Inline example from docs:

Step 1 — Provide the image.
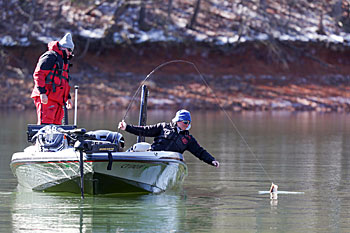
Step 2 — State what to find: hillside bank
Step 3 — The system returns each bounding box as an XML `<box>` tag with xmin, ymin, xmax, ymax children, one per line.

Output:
<box><xmin>1</xmin><ymin>41</ymin><xmax>350</xmax><ymax>112</ymax></box>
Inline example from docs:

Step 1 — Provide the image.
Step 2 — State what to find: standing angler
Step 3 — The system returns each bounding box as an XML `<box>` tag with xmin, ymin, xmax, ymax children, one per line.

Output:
<box><xmin>118</xmin><ymin>109</ymin><xmax>220</xmax><ymax>168</ymax></box>
<box><xmin>31</xmin><ymin>33</ymin><xmax>74</xmax><ymax>125</ymax></box>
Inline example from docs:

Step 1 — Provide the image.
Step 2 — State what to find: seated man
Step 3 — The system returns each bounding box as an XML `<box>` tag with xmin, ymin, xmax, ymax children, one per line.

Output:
<box><xmin>118</xmin><ymin>109</ymin><xmax>220</xmax><ymax>167</ymax></box>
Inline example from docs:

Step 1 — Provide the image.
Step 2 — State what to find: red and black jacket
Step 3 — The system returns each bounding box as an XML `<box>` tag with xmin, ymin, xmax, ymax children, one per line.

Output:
<box><xmin>126</xmin><ymin>122</ymin><xmax>217</xmax><ymax>166</ymax></box>
<box><xmin>31</xmin><ymin>41</ymin><xmax>71</xmax><ymax>104</ymax></box>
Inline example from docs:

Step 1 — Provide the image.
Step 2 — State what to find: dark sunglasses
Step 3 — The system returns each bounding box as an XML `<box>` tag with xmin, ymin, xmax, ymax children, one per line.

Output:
<box><xmin>67</xmin><ymin>48</ymin><xmax>73</xmax><ymax>53</ymax></box>
<box><xmin>182</xmin><ymin>121</ymin><xmax>190</xmax><ymax>125</ymax></box>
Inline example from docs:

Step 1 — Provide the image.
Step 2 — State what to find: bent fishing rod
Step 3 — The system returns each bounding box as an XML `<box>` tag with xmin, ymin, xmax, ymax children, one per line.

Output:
<box><xmin>119</xmin><ymin>60</ymin><xmax>273</xmax><ymax>183</ymax></box>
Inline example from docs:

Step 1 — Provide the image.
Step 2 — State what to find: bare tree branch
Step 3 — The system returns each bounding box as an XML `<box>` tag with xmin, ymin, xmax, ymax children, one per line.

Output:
<box><xmin>84</xmin><ymin>0</ymin><xmax>109</xmax><ymax>15</ymax></box>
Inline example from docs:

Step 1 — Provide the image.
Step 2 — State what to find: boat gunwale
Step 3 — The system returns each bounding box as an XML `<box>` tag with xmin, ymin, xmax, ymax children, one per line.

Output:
<box><xmin>10</xmin><ymin>155</ymin><xmax>187</xmax><ymax>169</ymax></box>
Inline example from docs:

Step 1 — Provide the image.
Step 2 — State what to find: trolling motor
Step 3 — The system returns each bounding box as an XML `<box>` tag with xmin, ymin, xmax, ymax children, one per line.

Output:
<box><xmin>59</xmin><ymin>127</ymin><xmax>125</xmax><ymax>199</ymax></box>
<box><xmin>54</xmin><ymin>127</ymin><xmax>87</xmax><ymax>199</ymax></box>
<box><xmin>60</xmin><ymin>128</ymin><xmax>108</xmax><ymax>199</ymax></box>
<box><xmin>71</xmin><ymin>128</ymin><xmax>87</xmax><ymax>199</ymax></box>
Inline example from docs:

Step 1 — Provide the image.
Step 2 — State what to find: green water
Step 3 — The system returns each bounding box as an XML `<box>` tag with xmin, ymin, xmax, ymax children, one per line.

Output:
<box><xmin>1</xmin><ymin>110</ymin><xmax>349</xmax><ymax>232</ymax></box>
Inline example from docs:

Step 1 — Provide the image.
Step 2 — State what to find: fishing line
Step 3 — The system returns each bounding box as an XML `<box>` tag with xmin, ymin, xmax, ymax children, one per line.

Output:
<box><xmin>189</xmin><ymin>61</ymin><xmax>273</xmax><ymax>183</ymax></box>
<box><xmin>120</xmin><ymin>60</ymin><xmax>272</xmax><ymax>182</ymax></box>
<box><xmin>122</xmin><ymin>60</ymin><xmax>187</xmax><ymax>121</ymax></box>
<box><xmin>118</xmin><ymin>61</ymin><xmax>186</xmax><ymax>134</ymax></box>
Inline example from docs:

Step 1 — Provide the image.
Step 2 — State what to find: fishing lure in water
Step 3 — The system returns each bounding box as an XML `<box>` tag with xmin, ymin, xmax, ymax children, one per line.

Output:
<box><xmin>269</xmin><ymin>183</ymin><xmax>278</xmax><ymax>199</ymax></box>
<box><xmin>258</xmin><ymin>182</ymin><xmax>304</xmax><ymax>199</ymax></box>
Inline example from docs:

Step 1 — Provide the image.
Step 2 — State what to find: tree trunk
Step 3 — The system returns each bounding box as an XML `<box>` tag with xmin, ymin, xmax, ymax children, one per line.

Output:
<box><xmin>138</xmin><ymin>1</ymin><xmax>149</xmax><ymax>31</ymax></box>
<box><xmin>167</xmin><ymin>0</ymin><xmax>173</xmax><ymax>24</ymax></box>
<box><xmin>103</xmin><ymin>0</ymin><xmax>130</xmax><ymax>46</ymax></box>
<box><xmin>259</xmin><ymin>0</ymin><xmax>266</xmax><ymax>10</ymax></box>
<box><xmin>187</xmin><ymin>0</ymin><xmax>201</xmax><ymax>29</ymax></box>
<box><xmin>332</xmin><ymin>0</ymin><xmax>342</xmax><ymax>29</ymax></box>
<box><xmin>317</xmin><ymin>12</ymin><xmax>326</xmax><ymax>35</ymax></box>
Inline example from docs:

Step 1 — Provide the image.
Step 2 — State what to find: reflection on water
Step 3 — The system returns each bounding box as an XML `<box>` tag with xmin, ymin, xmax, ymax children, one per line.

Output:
<box><xmin>1</xmin><ymin>110</ymin><xmax>350</xmax><ymax>232</ymax></box>
<box><xmin>11</xmin><ymin>189</ymin><xmax>185</xmax><ymax>232</ymax></box>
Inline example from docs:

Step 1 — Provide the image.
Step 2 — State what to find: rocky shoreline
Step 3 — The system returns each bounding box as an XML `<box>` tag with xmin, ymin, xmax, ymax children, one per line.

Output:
<box><xmin>1</xmin><ymin>41</ymin><xmax>350</xmax><ymax>112</ymax></box>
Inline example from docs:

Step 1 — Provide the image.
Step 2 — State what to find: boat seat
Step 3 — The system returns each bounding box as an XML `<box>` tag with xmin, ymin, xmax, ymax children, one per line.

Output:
<box><xmin>132</xmin><ymin>142</ymin><xmax>151</xmax><ymax>152</ymax></box>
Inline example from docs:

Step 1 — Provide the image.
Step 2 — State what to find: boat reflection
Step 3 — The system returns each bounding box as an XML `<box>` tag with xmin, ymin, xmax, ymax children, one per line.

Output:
<box><xmin>12</xmin><ymin>187</ymin><xmax>186</xmax><ymax>232</ymax></box>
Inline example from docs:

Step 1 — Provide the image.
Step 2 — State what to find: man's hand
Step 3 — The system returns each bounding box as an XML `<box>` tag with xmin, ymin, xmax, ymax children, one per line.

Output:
<box><xmin>212</xmin><ymin>160</ymin><xmax>220</xmax><ymax>168</ymax></box>
<box><xmin>66</xmin><ymin>99</ymin><xmax>73</xmax><ymax>109</ymax></box>
<box><xmin>118</xmin><ymin>120</ymin><xmax>127</xmax><ymax>130</ymax></box>
<box><xmin>40</xmin><ymin>94</ymin><xmax>48</xmax><ymax>104</ymax></box>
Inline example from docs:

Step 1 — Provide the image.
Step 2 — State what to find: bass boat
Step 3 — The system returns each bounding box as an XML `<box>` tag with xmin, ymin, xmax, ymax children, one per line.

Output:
<box><xmin>10</xmin><ymin>85</ymin><xmax>187</xmax><ymax>195</ymax></box>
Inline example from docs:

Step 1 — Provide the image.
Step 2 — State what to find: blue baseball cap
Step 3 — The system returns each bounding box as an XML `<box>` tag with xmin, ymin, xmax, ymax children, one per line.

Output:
<box><xmin>172</xmin><ymin>109</ymin><xmax>191</xmax><ymax>122</ymax></box>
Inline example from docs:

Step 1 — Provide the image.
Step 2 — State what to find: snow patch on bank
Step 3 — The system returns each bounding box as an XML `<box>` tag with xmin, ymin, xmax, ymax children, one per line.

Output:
<box><xmin>2</xmin><ymin>1</ymin><xmax>350</xmax><ymax>48</ymax></box>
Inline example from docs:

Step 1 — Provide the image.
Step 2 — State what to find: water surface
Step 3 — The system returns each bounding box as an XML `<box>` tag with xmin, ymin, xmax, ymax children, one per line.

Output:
<box><xmin>0</xmin><ymin>110</ymin><xmax>349</xmax><ymax>232</ymax></box>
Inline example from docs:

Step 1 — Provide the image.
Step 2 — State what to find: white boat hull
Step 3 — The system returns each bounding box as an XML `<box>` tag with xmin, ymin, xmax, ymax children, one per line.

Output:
<box><xmin>11</xmin><ymin>146</ymin><xmax>187</xmax><ymax>194</ymax></box>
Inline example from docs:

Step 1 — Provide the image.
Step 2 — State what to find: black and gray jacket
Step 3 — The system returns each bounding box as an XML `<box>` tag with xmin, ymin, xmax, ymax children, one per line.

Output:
<box><xmin>125</xmin><ymin>122</ymin><xmax>216</xmax><ymax>166</ymax></box>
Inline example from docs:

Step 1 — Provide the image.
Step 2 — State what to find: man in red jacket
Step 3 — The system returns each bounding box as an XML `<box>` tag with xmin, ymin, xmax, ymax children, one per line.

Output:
<box><xmin>31</xmin><ymin>33</ymin><xmax>74</xmax><ymax>125</ymax></box>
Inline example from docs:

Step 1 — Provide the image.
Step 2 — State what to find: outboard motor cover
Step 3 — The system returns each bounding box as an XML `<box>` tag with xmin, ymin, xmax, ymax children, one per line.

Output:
<box><xmin>86</xmin><ymin>130</ymin><xmax>124</xmax><ymax>151</ymax></box>
<box><xmin>34</xmin><ymin>125</ymin><xmax>67</xmax><ymax>152</ymax></box>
